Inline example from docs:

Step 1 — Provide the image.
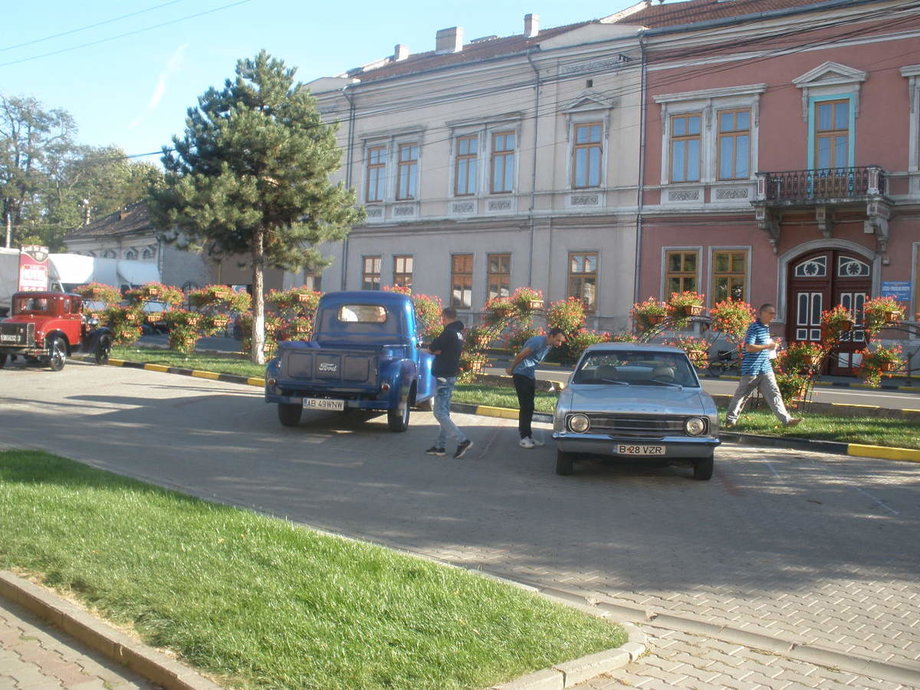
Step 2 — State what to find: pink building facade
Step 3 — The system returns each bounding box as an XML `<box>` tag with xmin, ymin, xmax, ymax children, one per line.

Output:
<box><xmin>629</xmin><ymin>0</ymin><xmax>920</xmax><ymax>374</ymax></box>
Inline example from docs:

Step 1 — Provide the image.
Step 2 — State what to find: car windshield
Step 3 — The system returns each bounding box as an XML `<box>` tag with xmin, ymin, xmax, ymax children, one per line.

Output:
<box><xmin>573</xmin><ymin>350</ymin><xmax>698</xmax><ymax>387</ymax></box>
<box><xmin>12</xmin><ymin>295</ymin><xmax>52</xmax><ymax>316</ymax></box>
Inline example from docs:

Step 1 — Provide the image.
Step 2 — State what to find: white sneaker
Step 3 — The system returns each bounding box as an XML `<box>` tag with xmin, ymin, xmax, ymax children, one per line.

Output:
<box><xmin>531</xmin><ymin>437</ymin><xmax>545</xmax><ymax>447</ymax></box>
<box><xmin>519</xmin><ymin>437</ymin><xmax>535</xmax><ymax>449</ymax></box>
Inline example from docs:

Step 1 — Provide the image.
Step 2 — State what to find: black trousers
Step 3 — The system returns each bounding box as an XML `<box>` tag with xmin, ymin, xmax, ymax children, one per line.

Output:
<box><xmin>512</xmin><ymin>374</ymin><xmax>536</xmax><ymax>439</ymax></box>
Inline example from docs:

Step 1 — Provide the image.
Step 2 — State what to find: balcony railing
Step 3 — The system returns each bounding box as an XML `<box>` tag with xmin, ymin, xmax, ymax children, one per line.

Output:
<box><xmin>755</xmin><ymin>166</ymin><xmax>887</xmax><ymax>204</ymax></box>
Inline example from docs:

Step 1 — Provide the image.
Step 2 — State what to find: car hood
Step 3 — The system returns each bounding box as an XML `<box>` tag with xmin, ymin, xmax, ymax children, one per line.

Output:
<box><xmin>560</xmin><ymin>384</ymin><xmax>713</xmax><ymax>415</ymax></box>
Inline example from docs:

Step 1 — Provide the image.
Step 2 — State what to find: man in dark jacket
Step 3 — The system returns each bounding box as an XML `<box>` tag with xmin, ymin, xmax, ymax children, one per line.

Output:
<box><xmin>426</xmin><ymin>307</ymin><xmax>472</xmax><ymax>459</ymax></box>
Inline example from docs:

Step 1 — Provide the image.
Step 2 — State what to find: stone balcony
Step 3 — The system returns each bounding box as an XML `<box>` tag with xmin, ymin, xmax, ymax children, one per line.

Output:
<box><xmin>751</xmin><ymin>166</ymin><xmax>891</xmax><ymax>260</ymax></box>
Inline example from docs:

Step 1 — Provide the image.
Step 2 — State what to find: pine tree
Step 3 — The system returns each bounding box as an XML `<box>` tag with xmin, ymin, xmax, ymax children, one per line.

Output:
<box><xmin>149</xmin><ymin>51</ymin><xmax>363</xmax><ymax>364</ymax></box>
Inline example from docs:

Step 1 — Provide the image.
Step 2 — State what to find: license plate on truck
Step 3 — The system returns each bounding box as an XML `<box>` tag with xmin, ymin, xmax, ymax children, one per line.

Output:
<box><xmin>615</xmin><ymin>444</ymin><xmax>665</xmax><ymax>456</ymax></box>
<box><xmin>302</xmin><ymin>398</ymin><xmax>345</xmax><ymax>411</ymax></box>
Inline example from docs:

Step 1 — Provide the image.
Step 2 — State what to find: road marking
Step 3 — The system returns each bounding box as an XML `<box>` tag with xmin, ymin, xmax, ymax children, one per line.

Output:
<box><xmin>854</xmin><ymin>487</ymin><xmax>899</xmax><ymax>516</ymax></box>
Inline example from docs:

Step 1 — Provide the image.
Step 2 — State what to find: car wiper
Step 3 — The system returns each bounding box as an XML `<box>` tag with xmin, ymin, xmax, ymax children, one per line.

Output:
<box><xmin>648</xmin><ymin>380</ymin><xmax>684</xmax><ymax>389</ymax></box>
<box><xmin>599</xmin><ymin>378</ymin><xmax>630</xmax><ymax>385</ymax></box>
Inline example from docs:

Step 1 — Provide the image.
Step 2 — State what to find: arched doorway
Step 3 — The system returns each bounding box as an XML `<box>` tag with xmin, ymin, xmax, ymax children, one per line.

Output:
<box><xmin>787</xmin><ymin>249</ymin><xmax>871</xmax><ymax>375</ymax></box>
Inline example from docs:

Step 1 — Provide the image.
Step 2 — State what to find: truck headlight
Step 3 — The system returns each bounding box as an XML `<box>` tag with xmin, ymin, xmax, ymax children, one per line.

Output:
<box><xmin>685</xmin><ymin>417</ymin><xmax>706</xmax><ymax>436</ymax></box>
<box><xmin>568</xmin><ymin>414</ymin><xmax>590</xmax><ymax>433</ymax></box>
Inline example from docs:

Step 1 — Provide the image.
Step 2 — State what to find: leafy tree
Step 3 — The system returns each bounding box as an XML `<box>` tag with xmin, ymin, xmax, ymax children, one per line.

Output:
<box><xmin>149</xmin><ymin>51</ymin><xmax>363</xmax><ymax>364</ymax></box>
<box><xmin>0</xmin><ymin>95</ymin><xmax>76</xmax><ymax>247</ymax></box>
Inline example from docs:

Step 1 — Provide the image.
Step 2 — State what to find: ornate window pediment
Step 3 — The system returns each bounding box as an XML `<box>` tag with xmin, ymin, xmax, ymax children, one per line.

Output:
<box><xmin>794</xmin><ymin>61</ymin><xmax>867</xmax><ymax>120</ymax></box>
<box><xmin>560</xmin><ymin>90</ymin><xmax>615</xmax><ymax>114</ymax></box>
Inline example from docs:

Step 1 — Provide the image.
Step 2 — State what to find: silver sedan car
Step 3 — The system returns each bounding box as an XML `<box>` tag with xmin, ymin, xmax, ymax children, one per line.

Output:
<box><xmin>553</xmin><ymin>343</ymin><xmax>720</xmax><ymax>480</ymax></box>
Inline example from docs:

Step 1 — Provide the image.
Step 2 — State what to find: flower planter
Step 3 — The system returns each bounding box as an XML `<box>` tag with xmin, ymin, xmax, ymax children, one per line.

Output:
<box><xmin>880</xmin><ymin>361</ymin><xmax>898</xmax><ymax>372</ymax></box>
<box><xmin>645</xmin><ymin>314</ymin><xmax>666</xmax><ymax>325</ymax></box>
<box><xmin>676</xmin><ymin>304</ymin><xmax>705</xmax><ymax>317</ymax></box>
<box><xmin>883</xmin><ymin>311</ymin><xmax>900</xmax><ymax>323</ymax></box>
<box><xmin>528</xmin><ymin>300</ymin><xmax>544</xmax><ymax>310</ymax></box>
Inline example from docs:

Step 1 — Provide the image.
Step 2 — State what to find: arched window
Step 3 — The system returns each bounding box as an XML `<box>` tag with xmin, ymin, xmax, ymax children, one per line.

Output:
<box><xmin>142</xmin><ymin>247</ymin><xmax>155</xmax><ymax>260</ymax></box>
<box><xmin>125</xmin><ymin>248</ymin><xmax>138</xmax><ymax>260</ymax></box>
<box><xmin>102</xmin><ymin>249</ymin><xmax>116</xmax><ymax>259</ymax></box>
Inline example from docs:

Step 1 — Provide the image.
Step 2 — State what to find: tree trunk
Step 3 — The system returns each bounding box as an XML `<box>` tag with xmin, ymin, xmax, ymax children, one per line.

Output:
<box><xmin>250</xmin><ymin>226</ymin><xmax>266</xmax><ymax>365</ymax></box>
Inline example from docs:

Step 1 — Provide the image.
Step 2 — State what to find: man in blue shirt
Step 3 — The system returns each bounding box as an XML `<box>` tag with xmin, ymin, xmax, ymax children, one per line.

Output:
<box><xmin>725</xmin><ymin>303</ymin><xmax>801</xmax><ymax>428</ymax></box>
<box><xmin>505</xmin><ymin>328</ymin><xmax>566</xmax><ymax>448</ymax></box>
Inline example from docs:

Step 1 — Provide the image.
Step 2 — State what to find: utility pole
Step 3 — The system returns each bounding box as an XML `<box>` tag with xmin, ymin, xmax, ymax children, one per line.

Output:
<box><xmin>4</xmin><ymin>209</ymin><xmax>10</xmax><ymax>248</ymax></box>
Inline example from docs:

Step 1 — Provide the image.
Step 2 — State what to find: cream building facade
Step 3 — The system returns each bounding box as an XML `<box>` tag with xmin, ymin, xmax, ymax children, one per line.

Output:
<box><xmin>302</xmin><ymin>13</ymin><xmax>647</xmax><ymax>330</ymax></box>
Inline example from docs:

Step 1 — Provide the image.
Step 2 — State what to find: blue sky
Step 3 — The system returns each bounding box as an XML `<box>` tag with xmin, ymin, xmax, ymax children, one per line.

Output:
<box><xmin>1</xmin><ymin>0</ymin><xmax>636</xmax><ymax>162</ymax></box>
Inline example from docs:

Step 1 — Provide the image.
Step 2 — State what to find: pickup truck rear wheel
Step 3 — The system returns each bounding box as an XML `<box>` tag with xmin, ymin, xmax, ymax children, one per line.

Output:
<box><xmin>387</xmin><ymin>396</ymin><xmax>410</xmax><ymax>432</ymax></box>
<box><xmin>48</xmin><ymin>337</ymin><xmax>66</xmax><ymax>371</ymax></box>
<box><xmin>278</xmin><ymin>403</ymin><xmax>302</xmax><ymax>427</ymax></box>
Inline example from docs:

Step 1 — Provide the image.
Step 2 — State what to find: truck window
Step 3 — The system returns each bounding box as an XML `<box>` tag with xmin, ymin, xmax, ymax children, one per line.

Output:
<box><xmin>337</xmin><ymin>305</ymin><xmax>387</xmax><ymax>323</ymax></box>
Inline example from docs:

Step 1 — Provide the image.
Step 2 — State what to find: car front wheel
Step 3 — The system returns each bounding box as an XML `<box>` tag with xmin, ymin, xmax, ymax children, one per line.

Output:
<box><xmin>278</xmin><ymin>403</ymin><xmax>302</xmax><ymax>427</ymax></box>
<box><xmin>556</xmin><ymin>449</ymin><xmax>574</xmax><ymax>476</ymax></box>
<box><xmin>48</xmin><ymin>336</ymin><xmax>66</xmax><ymax>371</ymax></box>
<box><xmin>693</xmin><ymin>455</ymin><xmax>714</xmax><ymax>481</ymax></box>
<box><xmin>94</xmin><ymin>335</ymin><xmax>112</xmax><ymax>365</ymax></box>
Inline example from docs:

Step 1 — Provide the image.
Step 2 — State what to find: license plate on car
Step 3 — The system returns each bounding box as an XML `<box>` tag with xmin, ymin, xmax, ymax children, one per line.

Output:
<box><xmin>615</xmin><ymin>444</ymin><xmax>666</xmax><ymax>456</ymax></box>
<box><xmin>302</xmin><ymin>398</ymin><xmax>345</xmax><ymax>411</ymax></box>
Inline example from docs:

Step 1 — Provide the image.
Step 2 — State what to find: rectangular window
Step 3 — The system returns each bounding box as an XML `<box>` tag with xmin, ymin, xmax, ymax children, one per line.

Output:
<box><xmin>490</xmin><ymin>131</ymin><xmax>516</xmax><ymax>194</ymax></box>
<box><xmin>572</xmin><ymin>123</ymin><xmax>603</xmax><ymax>189</ymax></box>
<box><xmin>670</xmin><ymin>114</ymin><xmax>702</xmax><ymax>182</ymax></box>
<box><xmin>712</xmin><ymin>250</ymin><xmax>747</xmax><ymax>302</ymax></box>
<box><xmin>665</xmin><ymin>250</ymin><xmax>698</xmax><ymax>294</ymax></box>
<box><xmin>362</xmin><ymin>256</ymin><xmax>381</xmax><ymax>291</ymax></box>
<box><xmin>717</xmin><ymin>110</ymin><xmax>751</xmax><ymax>180</ymax></box>
<box><xmin>814</xmin><ymin>99</ymin><xmax>850</xmax><ymax>169</ymax></box>
<box><xmin>396</xmin><ymin>143</ymin><xmax>419</xmax><ymax>200</ymax></box>
<box><xmin>454</xmin><ymin>135</ymin><xmax>478</xmax><ymax>196</ymax></box>
<box><xmin>365</xmin><ymin>145</ymin><xmax>386</xmax><ymax>202</ymax></box>
<box><xmin>568</xmin><ymin>252</ymin><xmax>598</xmax><ymax>313</ymax></box>
<box><xmin>450</xmin><ymin>254</ymin><xmax>473</xmax><ymax>309</ymax></box>
<box><xmin>393</xmin><ymin>255</ymin><xmax>413</xmax><ymax>290</ymax></box>
<box><xmin>486</xmin><ymin>253</ymin><xmax>511</xmax><ymax>301</ymax></box>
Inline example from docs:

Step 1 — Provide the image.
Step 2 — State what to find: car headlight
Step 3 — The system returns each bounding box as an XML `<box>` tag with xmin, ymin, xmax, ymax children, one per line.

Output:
<box><xmin>685</xmin><ymin>417</ymin><xmax>707</xmax><ymax>436</ymax></box>
<box><xmin>568</xmin><ymin>414</ymin><xmax>590</xmax><ymax>433</ymax></box>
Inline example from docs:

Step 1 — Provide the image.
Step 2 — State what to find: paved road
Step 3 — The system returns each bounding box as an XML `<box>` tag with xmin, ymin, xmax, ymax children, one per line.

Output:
<box><xmin>1</xmin><ymin>362</ymin><xmax>918</xmax><ymax>688</ymax></box>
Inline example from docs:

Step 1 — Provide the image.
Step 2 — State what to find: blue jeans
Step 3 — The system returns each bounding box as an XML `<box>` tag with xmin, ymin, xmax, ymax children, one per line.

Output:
<box><xmin>433</xmin><ymin>376</ymin><xmax>466</xmax><ymax>447</ymax></box>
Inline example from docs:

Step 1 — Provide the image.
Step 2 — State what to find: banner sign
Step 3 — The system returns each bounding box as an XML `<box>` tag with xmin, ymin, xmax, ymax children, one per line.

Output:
<box><xmin>880</xmin><ymin>281</ymin><xmax>911</xmax><ymax>303</ymax></box>
<box><xmin>18</xmin><ymin>246</ymin><xmax>49</xmax><ymax>292</ymax></box>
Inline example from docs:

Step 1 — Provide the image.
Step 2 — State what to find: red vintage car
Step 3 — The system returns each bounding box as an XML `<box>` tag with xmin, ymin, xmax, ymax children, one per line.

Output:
<box><xmin>0</xmin><ymin>292</ymin><xmax>113</xmax><ymax>371</ymax></box>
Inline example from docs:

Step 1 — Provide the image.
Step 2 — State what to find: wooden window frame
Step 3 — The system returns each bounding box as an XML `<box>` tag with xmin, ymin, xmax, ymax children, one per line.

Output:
<box><xmin>572</xmin><ymin>122</ymin><xmax>603</xmax><ymax>189</ymax></box>
<box><xmin>814</xmin><ymin>99</ymin><xmax>850</xmax><ymax>170</ymax></box>
<box><xmin>567</xmin><ymin>251</ymin><xmax>598</xmax><ymax>314</ymax></box>
<box><xmin>362</xmin><ymin>255</ymin><xmax>382</xmax><ymax>291</ymax></box>
<box><xmin>490</xmin><ymin>131</ymin><xmax>516</xmax><ymax>194</ymax></box>
<box><xmin>365</xmin><ymin>145</ymin><xmax>387</xmax><ymax>202</ymax></box>
<box><xmin>396</xmin><ymin>142</ymin><xmax>419</xmax><ymax>201</ymax></box>
<box><xmin>450</xmin><ymin>253</ymin><xmax>474</xmax><ymax>310</ymax></box>
<box><xmin>393</xmin><ymin>255</ymin><xmax>413</xmax><ymax>290</ymax></box>
<box><xmin>665</xmin><ymin>250</ymin><xmax>699</xmax><ymax>294</ymax></box>
<box><xmin>670</xmin><ymin>113</ymin><xmax>702</xmax><ymax>183</ymax></box>
<box><xmin>486</xmin><ymin>253</ymin><xmax>511</xmax><ymax>301</ymax></box>
<box><xmin>717</xmin><ymin>109</ymin><xmax>751</xmax><ymax>181</ymax></box>
<box><xmin>711</xmin><ymin>250</ymin><xmax>747</xmax><ymax>303</ymax></box>
<box><xmin>454</xmin><ymin>135</ymin><xmax>478</xmax><ymax>197</ymax></box>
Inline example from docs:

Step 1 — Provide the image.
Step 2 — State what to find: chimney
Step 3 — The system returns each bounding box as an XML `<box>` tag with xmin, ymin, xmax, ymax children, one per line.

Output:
<box><xmin>524</xmin><ymin>13</ymin><xmax>540</xmax><ymax>38</ymax></box>
<box><xmin>393</xmin><ymin>44</ymin><xmax>409</xmax><ymax>61</ymax></box>
<box><xmin>435</xmin><ymin>26</ymin><xmax>463</xmax><ymax>54</ymax></box>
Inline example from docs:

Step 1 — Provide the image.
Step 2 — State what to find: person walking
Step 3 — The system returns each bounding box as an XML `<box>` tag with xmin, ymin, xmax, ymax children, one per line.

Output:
<box><xmin>505</xmin><ymin>328</ymin><xmax>566</xmax><ymax>448</ymax></box>
<box><xmin>725</xmin><ymin>303</ymin><xmax>801</xmax><ymax>428</ymax></box>
<box><xmin>426</xmin><ymin>307</ymin><xmax>473</xmax><ymax>459</ymax></box>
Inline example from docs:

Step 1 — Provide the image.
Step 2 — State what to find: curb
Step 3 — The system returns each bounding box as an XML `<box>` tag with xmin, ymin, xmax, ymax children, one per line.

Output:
<box><xmin>490</xmin><ymin>623</ymin><xmax>646</xmax><ymax>690</ymax></box>
<box><xmin>102</xmin><ymin>357</ymin><xmax>920</xmax><ymax>462</ymax></box>
<box><xmin>0</xmin><ymin>571</ymin><xmax>222</xmax><ymax>690</ymax></box>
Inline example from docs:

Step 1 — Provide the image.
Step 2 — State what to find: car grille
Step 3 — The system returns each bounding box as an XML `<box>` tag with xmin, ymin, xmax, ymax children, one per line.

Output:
<box><xmin>583</xmin><ymin>413</ymin><xmax>695</xmax><ymax>437</ymax></box>
<box><xmin>0</xmin><ymin>322</ymin><xmax>34</xmax><ymax>347</ymax></box>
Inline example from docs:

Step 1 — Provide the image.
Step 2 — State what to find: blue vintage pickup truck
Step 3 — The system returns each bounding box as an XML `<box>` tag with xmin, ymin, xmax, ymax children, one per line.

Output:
<box><xmin>264</xmin><ymin>290</ymin><xmax>437</xmax><ymax>431</ymax></box>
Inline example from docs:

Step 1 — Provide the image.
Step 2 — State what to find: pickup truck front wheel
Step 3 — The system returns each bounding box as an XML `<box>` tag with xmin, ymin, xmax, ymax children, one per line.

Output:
<box><xmin>278</xmin><ymin>403</ymin><xmax>302</xmax><ymax>427</ymax></box>
<box><xmin>48</xmin><ymin>337</ymin><xmax>66</xmax><ymax>371</ymax></box>
<box><xmin>387</xmin><ymin>397</ymin><xmax>410</xmax><ymax>432</ymax></box>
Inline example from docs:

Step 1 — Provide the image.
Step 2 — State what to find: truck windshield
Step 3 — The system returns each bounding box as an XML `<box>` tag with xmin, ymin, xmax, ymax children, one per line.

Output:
<box><xmin>13</xmin><ymin>296</ymin><xmax>52</xmax><ymax>315</ymax></box>
<box><xmin>317</xmin><ymin>304</ymin><xmax>400</xmax><ymax>335</ymax></box>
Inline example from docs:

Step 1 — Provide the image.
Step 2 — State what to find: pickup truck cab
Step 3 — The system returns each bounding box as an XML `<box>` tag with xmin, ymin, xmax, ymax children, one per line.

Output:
<box><xmin>264</xmin><ymin>291</ymin><xmax>436</xmax><ymax>431</ymax></box>
<box><xmin>0</xmin><ymin>291</ymin><xmax>113</xmax><ymax>370</ymax></box>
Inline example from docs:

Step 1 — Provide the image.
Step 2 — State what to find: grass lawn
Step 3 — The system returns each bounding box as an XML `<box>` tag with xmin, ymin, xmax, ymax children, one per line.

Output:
<box><xmin>109</xmin><ymin>346</ymin><xmax>920</xmax><ymax>450</ymax></box>
<box><xmin>0</xmin><ymin>450</ymin><xmax>625</xmax><ymax>689</ymax></box>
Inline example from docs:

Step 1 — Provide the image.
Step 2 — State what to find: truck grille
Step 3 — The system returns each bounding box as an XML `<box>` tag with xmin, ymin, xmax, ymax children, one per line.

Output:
<box><xmin>0</xmin><ymin>322</ymin><xmax>34</xmax><ymax>347</ymax></box>
<box><xmin>584</xmin><ymin>414</ymin><xmax>691</xmax><ymax>438</ymax></box>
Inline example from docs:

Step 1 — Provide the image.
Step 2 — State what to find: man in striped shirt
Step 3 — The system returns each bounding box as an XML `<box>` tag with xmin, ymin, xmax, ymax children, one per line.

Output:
<box><xmin>725</xmin><ymin>303</ymin><xmax>801</xmax><ymax>428</ymax></box>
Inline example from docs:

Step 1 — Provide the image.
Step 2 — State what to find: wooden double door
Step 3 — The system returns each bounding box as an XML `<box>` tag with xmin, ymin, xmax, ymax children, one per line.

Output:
<box><xmin>787</xmin><ymin>249</ymin><xmax>872</xmax><ymax>375</ymax></box>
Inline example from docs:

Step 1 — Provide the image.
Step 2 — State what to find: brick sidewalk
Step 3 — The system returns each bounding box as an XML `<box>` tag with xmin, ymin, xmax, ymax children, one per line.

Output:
<box><xmin>0</xmin><ymin>595</ymin><xmax>158</xmax><ymax>690</ymax></box>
